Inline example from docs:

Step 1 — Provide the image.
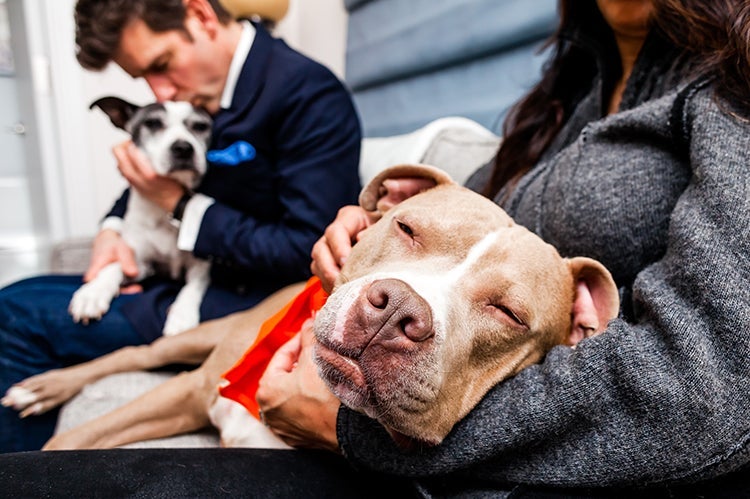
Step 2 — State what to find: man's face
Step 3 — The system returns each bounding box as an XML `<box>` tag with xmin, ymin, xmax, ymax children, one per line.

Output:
<box><xmin>113</xmin><ymin>15</ymin><xmax>228</xmax><ymax>114</ymax></box>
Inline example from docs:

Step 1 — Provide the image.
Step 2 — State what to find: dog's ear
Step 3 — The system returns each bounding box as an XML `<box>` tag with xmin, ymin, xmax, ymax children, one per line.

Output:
<box><xmin>565</xmin><ymin>257</ymin><xmax>620</xmax><ymax>346</ymax></box>
<box><xmin>90</xmin><ymin>97</ymin><xmax>140</xmax><ymax>131</ymax></box>
<box><xmin>359</xmin><ymin>164</ymin><xmax>456</xmax><ymax>214</ymax></box>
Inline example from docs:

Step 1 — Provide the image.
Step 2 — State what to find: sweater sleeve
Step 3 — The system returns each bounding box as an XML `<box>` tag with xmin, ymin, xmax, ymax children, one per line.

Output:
<box><xmin>336</xmin><ymin>87</ymin><xmax>750</xmax><ymax>487</ymax></box>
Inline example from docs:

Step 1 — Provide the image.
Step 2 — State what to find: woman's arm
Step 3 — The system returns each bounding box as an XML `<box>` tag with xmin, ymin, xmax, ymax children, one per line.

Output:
<box><xmin>336</xmin><ymin>86</ymin><xmax>750</xmax><ymax>487</ymax></box>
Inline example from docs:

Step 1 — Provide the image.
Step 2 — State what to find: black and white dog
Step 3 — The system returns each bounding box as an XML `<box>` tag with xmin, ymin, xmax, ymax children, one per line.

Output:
<box><xmin>69</xmin><ymin>97</ymin><xmax>213</xmax><ymax>336</ymax></box>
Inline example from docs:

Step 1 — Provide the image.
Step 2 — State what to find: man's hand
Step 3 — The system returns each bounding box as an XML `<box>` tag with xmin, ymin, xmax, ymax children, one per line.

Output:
<box><xmin>84</xmin><ymin>229</ymin><xmax>140</xmax><ymax>292</ymax></box>
<box><xmin>256</xmin><ymin>323</ymin><xmax>341</xmax><ymax>452</ymax></box>
<box><xmin>113</xmin><ymin>140</ymin><xmax>184</xmax><ymax>212</ymax></box>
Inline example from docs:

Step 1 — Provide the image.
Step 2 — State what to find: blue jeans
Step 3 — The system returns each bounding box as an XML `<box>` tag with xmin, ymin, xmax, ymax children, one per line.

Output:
<box><xmin>0</xmin><ymin>275</ymin><xmax>144</xmax><ymax>452</ymax></box>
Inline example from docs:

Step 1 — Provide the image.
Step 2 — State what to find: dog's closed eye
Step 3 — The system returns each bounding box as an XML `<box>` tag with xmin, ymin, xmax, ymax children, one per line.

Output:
<box><xmin>487</xmin><ymin>302</ymin><xmax>527</xmax><ymax>328</ymax></box>
<box><xmin>397</xmin><ymin>221</ymin><xmax>414</xmax><ymax>237</ymax></box>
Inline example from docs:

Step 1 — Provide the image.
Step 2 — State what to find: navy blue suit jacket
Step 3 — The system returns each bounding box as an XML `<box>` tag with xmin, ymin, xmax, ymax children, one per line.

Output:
<box><xmin>110</xmin><ymin>23</ymin><xmax>361</xmax><ymax>340</ymax></box>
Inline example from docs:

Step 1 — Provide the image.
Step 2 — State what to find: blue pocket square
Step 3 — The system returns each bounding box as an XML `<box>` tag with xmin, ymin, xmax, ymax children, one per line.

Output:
<box><xmin>207</xmin><ymin>140</ymin><xmax>256</xmax><ymax>166</ymax></box>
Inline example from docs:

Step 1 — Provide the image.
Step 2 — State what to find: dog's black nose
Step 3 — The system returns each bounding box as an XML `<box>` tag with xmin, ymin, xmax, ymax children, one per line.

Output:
<box><xmin>170</xmin><ymin>140</ymin><xmax>194</xmax><ymax>160</ymax></box>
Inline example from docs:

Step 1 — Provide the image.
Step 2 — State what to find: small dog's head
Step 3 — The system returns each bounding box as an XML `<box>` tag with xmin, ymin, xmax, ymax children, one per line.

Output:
<box><xmin>91</xmin><ymin>96</ymin><xmax>213</xmax><ymax>190</ymax></box>
<box><xmin>314</xmin><ymin>164</ymin><xmax>620</xmax><ymax>447</ymax></box>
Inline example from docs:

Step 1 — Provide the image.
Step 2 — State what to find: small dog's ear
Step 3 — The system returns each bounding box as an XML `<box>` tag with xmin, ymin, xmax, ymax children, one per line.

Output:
<box><xmin>565</xmin><ymin>257</ymin><xmax>620</xmax><ymax>345</ymax></box>
<box><xmin>90</xmin><ymin>97</ymin><xmax>140</xmax><ymax>130</ymax></box>
<box><xmin>359</xmin><ymin>163</ymin><xmax>455</xmax><ymax>214</ymax></box>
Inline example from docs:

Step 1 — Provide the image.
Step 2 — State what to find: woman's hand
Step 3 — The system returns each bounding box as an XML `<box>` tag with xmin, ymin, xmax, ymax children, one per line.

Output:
<box><xmin>113</xmin><ymin>140</ymin><xmax>184</xmax><ymax>212</ymax></box>
<box><xmin>311</xmin><ymin>205</ymin><xmax>375</xmax><ymax>292</ymax></box>
<box><xmin>84</xmin><ymin>229</ymin><xmax>141</xmax><ymax>292</ymax></box>
<box><xmin>311</xmin><ymin>176</ymin><xmax>436</xmax><ymax>292</ymax></box>
<box><xmin>256</xmin><ymin>323</ymin><xmax>341</xmax><ymax>452</ymax></box>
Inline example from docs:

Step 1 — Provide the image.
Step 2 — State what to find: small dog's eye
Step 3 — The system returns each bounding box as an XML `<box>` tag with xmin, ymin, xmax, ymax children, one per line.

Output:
<box><xmin>191</xmin><ymin>122</ymin><xmax>210</xmax><ymax>133</ymax></box>
<box><xmin>144</xmin><ymin>118</ymin><xmax>163</xmax><ymax>130</ymax></box>
<box><xmin>397</xmin><ymin>221</ymin><xmax>414</xmax><ymax>237</ymax></box>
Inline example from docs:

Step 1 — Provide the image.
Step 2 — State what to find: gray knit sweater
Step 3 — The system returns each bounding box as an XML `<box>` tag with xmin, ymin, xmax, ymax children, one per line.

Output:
<box><xmin>335</xmin><ymin>33</ymin><xmax>750</xmax><ymax>492</ymax></box>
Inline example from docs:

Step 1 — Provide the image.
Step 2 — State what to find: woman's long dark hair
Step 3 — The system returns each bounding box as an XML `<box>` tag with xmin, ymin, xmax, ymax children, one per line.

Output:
<box><xmin>484</xmin><ymin>0</ymin><xmax>750</xmax><ymax>200</ymax></box>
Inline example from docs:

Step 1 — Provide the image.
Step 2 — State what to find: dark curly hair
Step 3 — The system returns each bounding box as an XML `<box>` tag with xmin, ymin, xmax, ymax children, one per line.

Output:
<box><xmin>74</xmin><ymin>0</ymin><xmax>232</xmax><ymax>70</ymax></box>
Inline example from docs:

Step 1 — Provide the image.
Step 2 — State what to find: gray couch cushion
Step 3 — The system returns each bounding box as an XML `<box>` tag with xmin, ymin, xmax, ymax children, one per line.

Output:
<box><xmin>359</xmin><ymin>116</ymin><xmax>499</xmax><ymax>186</ymax></box>
<box><xmin>49</xmin><ymin>236</ymin><xmax>93</xmax><ymax>275</ymax></box>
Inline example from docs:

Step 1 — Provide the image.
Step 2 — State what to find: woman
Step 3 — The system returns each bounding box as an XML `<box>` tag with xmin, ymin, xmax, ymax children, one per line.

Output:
<box><xmin>257</xmin><ymin>0</ymin><xmax>750</xmax><ymax>492</ymax></box>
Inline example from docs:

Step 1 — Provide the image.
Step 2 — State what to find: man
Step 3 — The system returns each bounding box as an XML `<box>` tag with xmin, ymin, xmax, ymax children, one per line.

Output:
<box><xmin>0</xmin><ymin>0</ymin><xmax>361</xmax><ymax>452</ymax></box>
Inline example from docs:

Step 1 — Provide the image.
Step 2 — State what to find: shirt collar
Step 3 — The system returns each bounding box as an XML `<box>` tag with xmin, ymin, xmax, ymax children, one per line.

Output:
<box><xmin>220</xmin><ymin>20</ymin><xmax>256</xmax><ymax>110</ymax></box>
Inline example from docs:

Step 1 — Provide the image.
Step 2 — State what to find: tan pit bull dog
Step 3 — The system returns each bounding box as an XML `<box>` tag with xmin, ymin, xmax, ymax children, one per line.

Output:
<box><xmin>2</xmin><ymin>164</ymin><xmax>619</xmax><ymax>449</ymax></box>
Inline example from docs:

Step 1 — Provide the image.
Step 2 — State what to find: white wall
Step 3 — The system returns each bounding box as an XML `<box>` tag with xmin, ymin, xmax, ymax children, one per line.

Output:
<box><xmin>40</xmin><ymin>0</ymin><xmax>347</xmax><ymax>241</ymax></box>
<box><xmin>275</xmin><ymin>0</ymin><xmax>348</xmax><ymax>79</ymax></box>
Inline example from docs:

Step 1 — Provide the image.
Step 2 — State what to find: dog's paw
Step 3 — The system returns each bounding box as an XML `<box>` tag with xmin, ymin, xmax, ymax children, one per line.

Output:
<box><xmin>1</xmin><ymin>386</ymin><xmax>39</xmax><ymax>414</ymax></box>
<box><xmin>68</xmin><ymin>282</ymin><xmax>117</xmax><ymax>324</ymax></box>
<box><xmin>162</xmin><ymin>307</ymin><xmax>200</xmax><ymax>336</ymax></box>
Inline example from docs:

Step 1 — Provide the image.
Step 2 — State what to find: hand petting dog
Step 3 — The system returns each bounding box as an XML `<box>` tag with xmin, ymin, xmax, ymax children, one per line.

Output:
<box><xmin>68</xmin><ymin>97</ymin><xmax>214</xmax><ymax>337</ymax></box>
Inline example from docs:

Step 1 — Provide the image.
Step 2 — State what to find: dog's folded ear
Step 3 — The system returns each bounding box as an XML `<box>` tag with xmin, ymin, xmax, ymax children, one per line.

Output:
<box><xmin>90</xmin><ymin>96</ymin><xmax>140</xmax><ymax>131</ymax></box>
<box><xmin>565</xmin><ymin>257</ymin><xmax>620</xmax><ymax>346</ymax></box>
<box><xmin>359</xmin><ymin>163</ymin><xmax>456</xmax><ymax>214</ymax></box>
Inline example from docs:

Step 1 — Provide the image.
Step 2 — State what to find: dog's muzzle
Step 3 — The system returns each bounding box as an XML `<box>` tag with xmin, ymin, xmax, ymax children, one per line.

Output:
<box><xmin>169</xmin><ymin>140</ymin><xmax>198</xmax><ymax>171</ymax></box>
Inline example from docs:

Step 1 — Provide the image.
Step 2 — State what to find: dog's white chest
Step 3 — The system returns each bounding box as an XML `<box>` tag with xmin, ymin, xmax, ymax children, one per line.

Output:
<box><xmin>208</xmin><ymin>394</ymin><xmax>291</xmax><ymax>449</ymax></box>
<box><xmin>122</xmin><ymin>195</ymin><xmax>186</xmax><ymax>278</ymax></box>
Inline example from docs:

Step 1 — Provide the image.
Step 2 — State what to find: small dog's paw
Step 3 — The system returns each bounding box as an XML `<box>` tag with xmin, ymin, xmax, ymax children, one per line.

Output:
<box><xmin>1</xmin><ymin>386</ymin><xmax>38</xmax><ymax>412</ymax></box>
<box><xmin>162</xmin><ymin>308</ymin><xmax>200</xmax><ymax>336</ymax></box>
<box><xmin>68</xmin><ymin>283</ymin><xmax>115</xmax><ymax>323</ymax></box>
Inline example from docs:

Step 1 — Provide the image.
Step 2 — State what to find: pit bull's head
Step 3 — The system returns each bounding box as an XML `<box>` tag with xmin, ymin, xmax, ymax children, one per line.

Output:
<box><xmin>90</xmin><ymin>96</ymin><xmax>212</xmax><ymax>190</ymax></box>
<box><xmin>313</xmin><ymin>164</ymin><xmax>619</xmax><ymax>446</ymax></box>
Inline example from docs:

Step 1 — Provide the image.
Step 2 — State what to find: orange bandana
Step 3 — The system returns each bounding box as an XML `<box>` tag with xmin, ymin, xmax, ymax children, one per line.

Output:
<box><xmin>219</xmin><ymin>277</ymin><xmax>329</xmax><ymax>419</ymax></box>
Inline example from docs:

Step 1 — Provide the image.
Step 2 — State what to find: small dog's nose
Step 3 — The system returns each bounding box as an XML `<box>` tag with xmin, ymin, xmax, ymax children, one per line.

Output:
<box><xmin>170</xmin><ymin>140</ymin><xmax>194</xmax><ymax>160</ymax></box>
<box><xmin>366</xmin><ymin>279</ymin><xmax>433</xmax><ymax>342</ymax></box>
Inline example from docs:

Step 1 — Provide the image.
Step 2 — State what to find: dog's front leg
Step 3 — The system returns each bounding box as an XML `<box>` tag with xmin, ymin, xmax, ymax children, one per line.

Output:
<box><xmin>2</xmin><ymin>316</ymin><xmax>233</xmax><ymax>417</ymax></box>
<box><xmin>43</xmin><ymin>369</ymin><xmax>211</xmax><ymax>450</ymax></box>
<box><xmin>68</xmin><ymin>262</ymin><xmax>124</xmax><ymax>324</ymax></box>
<box><xmin>162</xmin><ymin>259</ymin><xmax>211</xmax><ymax>336</ymax></box>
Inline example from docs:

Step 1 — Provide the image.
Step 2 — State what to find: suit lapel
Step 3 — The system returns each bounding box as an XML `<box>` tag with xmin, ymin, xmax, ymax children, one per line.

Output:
<box><xmin>211</xmin><ymin>21</ymin><xmax>275</xmax><ymax>144</ymax></box>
